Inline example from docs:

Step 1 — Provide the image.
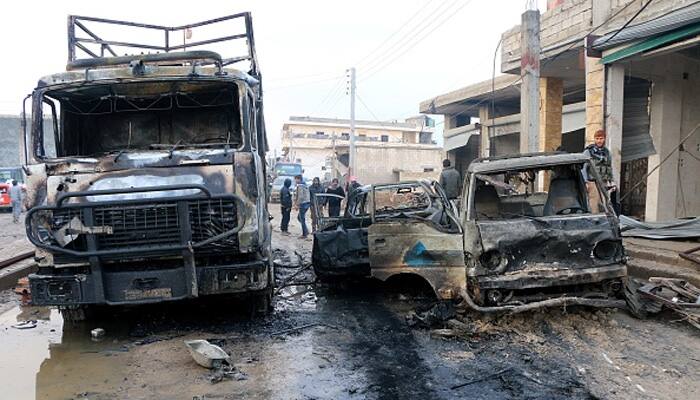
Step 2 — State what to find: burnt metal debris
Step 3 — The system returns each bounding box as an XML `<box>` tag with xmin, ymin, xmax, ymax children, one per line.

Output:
<box><xmin>638</xmin><ymin>277</ymin><xmax>700</xmax><ymax>329</ymax></box>
<box><xmin>23</xmin><ymin>13</ymin><xmax>273</xmax><ymax>317</ymax></box>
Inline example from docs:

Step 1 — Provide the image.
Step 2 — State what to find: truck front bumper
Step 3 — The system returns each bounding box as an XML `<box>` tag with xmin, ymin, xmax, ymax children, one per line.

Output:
<box><xmin>29</xmin><ymin>259</ymin><xmax>269</xmax><ymax>306</ymax></box>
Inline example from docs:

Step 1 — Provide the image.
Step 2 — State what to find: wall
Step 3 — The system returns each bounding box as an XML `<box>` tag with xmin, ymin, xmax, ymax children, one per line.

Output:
<box><xmin>353</xmin><ymin>144</ymin><xmax>443</xmax><ymax>184</ymax></box>
<box><xmin>500</xmin><ymin>0</ymin><xmax>698</xmax><ymax>73</ymax></box>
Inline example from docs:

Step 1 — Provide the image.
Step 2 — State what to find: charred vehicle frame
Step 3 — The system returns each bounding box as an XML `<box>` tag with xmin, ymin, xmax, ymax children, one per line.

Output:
<box><xmin>312</xmin><ymin>180</ymin><xmax>465</xmax><ymax>300</ymax></box>
<box><xmin>460</xmin><ymin>152</ymin><xmax>628</xmax><ymax>312</ymax></box>
<box><xmin>23</xmin><ymin>14</ymin><xmax>273</xmax><ymax>315</ymax></box>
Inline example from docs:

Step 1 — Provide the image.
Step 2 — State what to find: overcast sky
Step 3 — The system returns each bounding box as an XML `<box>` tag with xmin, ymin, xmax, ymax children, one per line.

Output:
<box><xmin>0</xmin><ymin>0</ymin><xmax>547</xmax><ymax>151</ymax></box>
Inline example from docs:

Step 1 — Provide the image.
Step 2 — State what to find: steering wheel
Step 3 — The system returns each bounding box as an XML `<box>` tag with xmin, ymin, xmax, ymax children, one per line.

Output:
<box><xmin>556</xmin><ymin>206</ymin><xmax>586</xmax><ymax>215</ymax></box>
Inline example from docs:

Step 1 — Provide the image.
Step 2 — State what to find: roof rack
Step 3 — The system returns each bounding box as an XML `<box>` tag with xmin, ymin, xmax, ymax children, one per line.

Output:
<box><xmin>67</xmin><ymin>13</ymin><xmax>259</xmax><ymax>78</ymax></box>
<box><xmin>473</xmin><ymin>151</ymin><xmax>566</xmax><ymax>163</ymax></box>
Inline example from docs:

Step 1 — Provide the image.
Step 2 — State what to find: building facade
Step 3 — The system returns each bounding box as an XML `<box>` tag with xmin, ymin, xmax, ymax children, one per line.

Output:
<box><xmin>281</xmin><ymin>116</ymin><xmax>443</xmax><ymax>184</ymax></box>
<box><xmin>421</xmin><ymin>0</ymin><xmax>700</xmax><ymax>221</ymax></box>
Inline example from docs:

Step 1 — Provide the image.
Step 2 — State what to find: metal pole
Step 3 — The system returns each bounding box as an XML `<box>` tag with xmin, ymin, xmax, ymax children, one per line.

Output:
<box><xmin>349</xmin><ymin>67</ymin><xmax>356</xmax><ymax>177</ymax></box>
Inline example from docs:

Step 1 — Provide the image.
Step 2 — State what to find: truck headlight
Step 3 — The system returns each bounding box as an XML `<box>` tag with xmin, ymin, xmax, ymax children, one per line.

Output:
<box><xmin>593</xmin><ymin>240</ymin><xmax>621</xmax><ymax>260</ymax></box>
<box><xmin>480</xmin><ymin>250</ymin><xmax>506</xmax><ymax>270</ymax></box>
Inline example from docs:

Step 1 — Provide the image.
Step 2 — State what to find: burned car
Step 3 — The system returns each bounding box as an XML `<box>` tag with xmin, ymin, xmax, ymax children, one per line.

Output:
<box><xmin>312</xmin><ymin>180</ymin><xmax>465</xmax><ymax>300</ymax></box>
<box><xmin>460</xmin><ymin>152</ymin><xmax>628</xmax><ymax>311</ymax></box>
<box><xmin>22</xmin><ymin>14</ymin><xmax>273</xmax><ymax>317</ymax></box>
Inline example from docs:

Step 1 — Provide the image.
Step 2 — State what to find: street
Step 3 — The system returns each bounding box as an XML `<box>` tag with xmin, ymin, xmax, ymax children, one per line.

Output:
<box><xmin>0</xmin><ymin>208</ymin><xmax>698</xmax><ymax>400</ymax></box>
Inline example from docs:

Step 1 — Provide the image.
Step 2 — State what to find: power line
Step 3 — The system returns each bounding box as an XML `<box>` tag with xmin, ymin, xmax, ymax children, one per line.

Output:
<box><xmin>359</xmin><ymin>0</ymin><xmax>461</xmax><ymax>73</ymax></box>
<box><xmin>356</xmin><ymin>92</ymin><xmax>382</xmax><ymax>123</ymax></box>
<box><xmin>355</xmin><ymin>0</ymin><xmax>436</xmax><ymax>67</ymax></box>
<box><xmin>600</xmin><ymin>0</ymin><xmax>654</xmax><ymax>45</ymax></box>
<box><xmin>266</xmin><ymin>75</ymin><xmax>344</xmax><ymax>91</ymax></box>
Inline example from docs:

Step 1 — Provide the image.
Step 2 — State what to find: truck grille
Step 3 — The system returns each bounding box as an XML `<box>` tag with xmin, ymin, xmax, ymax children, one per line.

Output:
<box><xmin>32</xmin><ymin>198</ymin><xmax>239</xmax><ymax>256</ymax></box>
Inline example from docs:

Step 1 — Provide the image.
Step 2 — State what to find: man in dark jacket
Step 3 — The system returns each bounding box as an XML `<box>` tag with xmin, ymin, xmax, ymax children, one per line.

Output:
<box><xmin>309</xmin><ymin>177</ymin><xmax>324</xmax><ymax>232</ymax></box>
<box><xmin>325</xmin><ymin>178</ymin><xmax>345</xmax><ymax>217</ymax></box>
<box><xmin>439</xmin><ymin>159</ymin><xmax>461</xmax><ymax>199</ymax></box>
<box><xmin>279</xmin><ymin>178</ymin><xmax>292</xmax><ymax>235</ymax></box>
<box><xmin>583</xmin><ymin>129</ymin><xmax>617</xmax><ymax>214</ymax></box>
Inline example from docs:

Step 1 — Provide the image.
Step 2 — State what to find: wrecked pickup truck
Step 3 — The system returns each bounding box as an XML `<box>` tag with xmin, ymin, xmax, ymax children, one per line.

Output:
<box><xmin>22</xmin><ymin>14</ymin><xmax>273</xmax><ymax>318</ymax></box>
<box><xmin>312</xmin><ymin>180</ymin><xmax>465</xmax><ymax>300</ymax></box>
<box><xmin>313</xmin><ymin>153</ymin><xmax>630</xmax><ymax>313</ymax></box>
<box><xmin>461</xmin><ymin>152</ymin><xmax>628</xmax><ymax>312</ymax></box>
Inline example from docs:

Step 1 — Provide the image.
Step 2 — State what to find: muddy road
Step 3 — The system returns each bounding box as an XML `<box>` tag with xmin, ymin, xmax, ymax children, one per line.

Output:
<box><xmin>0</xmin><ymin>209</ymin><xmax>699</xmax><ymax>399</ymax></box>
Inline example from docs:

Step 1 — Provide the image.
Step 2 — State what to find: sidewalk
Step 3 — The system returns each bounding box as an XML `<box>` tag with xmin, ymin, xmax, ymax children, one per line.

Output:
<box><xmin>624</xmin><ymin>237</ymin><xmax>700</xmax><ymax>287</ymax></box>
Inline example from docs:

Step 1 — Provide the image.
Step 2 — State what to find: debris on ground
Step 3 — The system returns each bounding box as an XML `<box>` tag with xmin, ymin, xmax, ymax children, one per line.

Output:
<box><xmin>207</xmin><ymin>365</ymin><xmax>248</xmax><ymax>384</ymax></box>
<box><xmin>13</xmin><ymin>277</ymin><xmax>31</xmax><ymax>305</ymax></box>
<box><xmin>91</xmin><ymin>328</ymin><xmax>106</xmax><ymax>339</ymax></box>
<box><xmin>11</xmin><ymin>320</ymin><xmax>37</xmax><ymax>330</ymax></box>
<box><xmin>406</xmin><ymin>301</ymin><xmax>456</xmax><ymax>327</ymax></box>
<box><xmin>185</xmin><ymin>339</ymin><xmax>232</xmax><ymax>369</ymax></box>
<box><xmin>638</xmin><ymin>277</ymin><xmax>700</xmax><ymax>329</ymax></box>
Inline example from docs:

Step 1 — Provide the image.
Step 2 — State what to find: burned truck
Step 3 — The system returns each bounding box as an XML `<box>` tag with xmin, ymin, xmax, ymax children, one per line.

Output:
<box><xmin>461</xmin><ymin>152</ymin><xmax>628</xmax><ymax>312</ymax></box>
<box><xmin>22</xmin><ymin>14</ymin><xmax>273</xmax><ymax>316</ymax></box>
<box><xmin>312</xmin><ymin>181</ymin><xmax>465</xmax><ymax>300</ymax></box>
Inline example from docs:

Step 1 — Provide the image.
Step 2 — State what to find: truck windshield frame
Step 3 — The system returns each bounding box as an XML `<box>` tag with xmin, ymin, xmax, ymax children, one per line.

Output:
<box><xmin>30</xmin><ymin>78</ymin><xmax>249</xmax><ymax>162</ymax></box>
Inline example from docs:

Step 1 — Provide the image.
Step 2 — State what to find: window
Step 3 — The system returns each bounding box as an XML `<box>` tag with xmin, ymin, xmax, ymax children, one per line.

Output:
<box><xmin>423</xmin><ymin>168</ymin><xmax>434</xmax><ymax>172</ymax></box>
<box><xmin>341</xmin><ymin>133</ymin><xmax>350</xmax><ymax>140</ymax></box>
<box><xmin>381</xmin><ymin>135</ymin><xmax>389</xmax><ymax>142</ymax></box>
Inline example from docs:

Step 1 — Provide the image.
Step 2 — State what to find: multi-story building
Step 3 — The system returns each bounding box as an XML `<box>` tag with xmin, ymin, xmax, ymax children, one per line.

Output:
<box><xmin>421</xmin><ymin>0</ymin><xmax>700</xmax><ymax>221</ymax></box>
<box><xmin>280</xmin><ymin>116</ymin><xmax>443</xmax><ymax>184</ymax></box>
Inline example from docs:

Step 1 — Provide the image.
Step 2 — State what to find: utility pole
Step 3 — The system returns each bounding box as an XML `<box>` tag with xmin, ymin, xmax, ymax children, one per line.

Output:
<box><xmin>519</xmin><ymin>7</ymin><xmax>540</xmax><ymax>154</ymax></box>
<box><xmin>348</xmin><ymin>67</ymin><xmax>357</xmax><ymax>177</ymax></box>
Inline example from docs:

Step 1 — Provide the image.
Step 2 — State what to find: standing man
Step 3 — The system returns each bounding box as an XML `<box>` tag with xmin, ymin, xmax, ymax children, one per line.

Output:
<box><xmin>9</xmin><ymin>180</ymin><xmax>22</xmax><ymax>223</ymax></box>
<box><xmin>325</xmin><ymin>178</ymin><xmax>345</xmax><ymax>217</ymax></box>
<box><xmin>309</xmin><ymin>177</ymin><xmax>324</xmax><ymax>232</ymax></box>
<box><xmin>294</xmin><ymin>175</ymin><xmax>311</xmax><ymax>239</ymax></box>
<box><xmin>10</xmin><ymin>179</ymin><xmax>22</xmax><ymax>224</ymax></box>
<box><xmin>583</xmin><ymin>129</ymin><xmax>617</xmax><ymax>214</ymax></box>
<box><xmin>279</xmin><ymin>178</ymin><xmax>293</xmax><ymax>235</ymax></box>
<box><xmin>439</xmin><ymin>159</ymin><xmax>462</xmax><ymax>211</ymax></box>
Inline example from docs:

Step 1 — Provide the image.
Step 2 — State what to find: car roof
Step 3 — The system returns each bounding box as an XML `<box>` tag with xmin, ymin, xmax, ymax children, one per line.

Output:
<box><xmin>468</xmin><ymin>153</ymin><xmax>589</xmax><ymax>174</ymax></box>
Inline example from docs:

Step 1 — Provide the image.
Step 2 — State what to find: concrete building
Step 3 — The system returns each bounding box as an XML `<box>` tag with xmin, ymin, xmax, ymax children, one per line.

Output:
<box><xmin>421</xmin><ymin>0</ymin><xmax>700</xmax><ymax>221</ymax></box>
<box><xmin>281</xmin><ymin>116</ymin><xmax>443</xmax><ymax>184</ymax></box>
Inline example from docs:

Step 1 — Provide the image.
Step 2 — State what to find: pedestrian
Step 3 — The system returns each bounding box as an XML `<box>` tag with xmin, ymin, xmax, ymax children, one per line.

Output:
<box><xmin>279</xmin><ymin>178</ymin><xmax>292</xmax><ymax>235</ymax></box>
<box><xmin>309</xmin><ymin>177</ymin><xmax>324</xmax><ymax>232</ymax></box>
<box><xmin>347</xmin><ymin>176</ymin><xmax>361</xmax><ymax>196</ymax></box>
<box><xmin>325</xmin><ymin>178</ymin><xmax>345</xmax><ymax>217</ymax></box>
<box><xmin>9</xmin><ymin>180</ymin><xmax>22</xmax><ymax>224</ymax></box>
<box><xmin>582</xmin><ymin>129</ymin><xmax>617</xmax><ymax>214</ymax></box>
<box><xmin>294</xmin><ymin>174</ymin><xmax>311</xmax><ymax>238</ymax></box>
<box><xmin>439</xmin><ymin>159</ymin><xmax>462</xmax><ymax>211</ymax></box>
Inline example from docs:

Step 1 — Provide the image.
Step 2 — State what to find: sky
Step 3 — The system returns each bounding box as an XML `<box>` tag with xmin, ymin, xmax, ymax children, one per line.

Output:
<box><xmin>0</xmin><ymin>0</ymin><xmax>547</xmax><ymax>152</ymax></box>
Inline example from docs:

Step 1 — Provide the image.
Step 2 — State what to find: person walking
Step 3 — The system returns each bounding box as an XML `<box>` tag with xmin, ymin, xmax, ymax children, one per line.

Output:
<box><xmin>583</xmin><ymin>129</ymin><xmax>617</xmax><ymax>214</ymax></box>
<box><xmin>439</xmin><ymin>159</ymin><xmax>462</xmax><ymax>211</ymax></box>
<box><xmin>294</xmin><ymin>175</ymin><xmax>311</xmax><ymax>238</ymax></box>
<box><xmin>279</xmin><ymin>178</ymin><xmax>292</xmax><ymax>235</ymax></box>
<box><xmin>309</xmin><ymin>177</ymin><xmax>324</xmax><ymax>232</ymax></box>
<box><xmin>9</xmin><ymin>180</ymin><xmax>22</xmax><ymax>223</ymax></box>
<box><xmin>325</xmin><ymin>178</ymin><xmax>345</xmax><ymax>217</ymax></box>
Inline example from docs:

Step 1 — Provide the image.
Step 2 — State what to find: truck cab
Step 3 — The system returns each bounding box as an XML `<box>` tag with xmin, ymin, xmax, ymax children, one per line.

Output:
<box><xmin>23</xmin><ymin>14</ymin><xmax>273</xmax><ymax>317</ymax></box>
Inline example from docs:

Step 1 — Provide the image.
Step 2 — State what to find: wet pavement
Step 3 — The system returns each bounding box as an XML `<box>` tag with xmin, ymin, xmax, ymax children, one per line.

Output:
<box><xmin>0</xmin><ymin>208</ymin><xmax>699</xmax><ymax>399</ymax></box>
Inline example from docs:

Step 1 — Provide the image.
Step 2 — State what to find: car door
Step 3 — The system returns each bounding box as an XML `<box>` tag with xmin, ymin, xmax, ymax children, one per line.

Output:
<box><xmin>367</xmin><ymin>183</ymin><xmax>466</xmax><ymax>300</ymax></box>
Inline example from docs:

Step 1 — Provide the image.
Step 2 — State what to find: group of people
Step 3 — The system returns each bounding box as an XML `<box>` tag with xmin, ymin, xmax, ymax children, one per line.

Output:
<box><xmin>277</xmin><ymin>129</ymin><xmax>617</xmax><ymax>238</ymax></box>
<box><xmin>278</xmin><ymin>175</ymin><xmax>359</xmax><ymax>239</ymax></box>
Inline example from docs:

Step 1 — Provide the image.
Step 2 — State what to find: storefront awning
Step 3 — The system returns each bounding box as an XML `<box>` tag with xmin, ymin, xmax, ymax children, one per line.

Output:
<box><xmin>602</xmin><ymin>22</ymin><xmax>700</xmax><ymax>64</ymax></box>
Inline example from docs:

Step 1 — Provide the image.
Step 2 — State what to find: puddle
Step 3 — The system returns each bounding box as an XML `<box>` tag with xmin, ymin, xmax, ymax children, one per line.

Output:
<box><xmin>0</xmin><ymin>305</ymin><xmax>132</xmax><ymax>400</ymax></box>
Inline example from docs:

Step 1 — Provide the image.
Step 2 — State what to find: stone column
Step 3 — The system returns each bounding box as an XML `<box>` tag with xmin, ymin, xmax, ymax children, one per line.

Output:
<box><xmin>605</xmin><ymin>64</ymin><xmax>625</xmax><ymax>187</ymax></box>
<box><xmin>585</xmin><ymin>56</ymin><xmax>605</xmax><ymax>145</ymax></box>
<box><xmin>645</xmin><ymin>78</ymin><xmax>682</xmax><ymax>221</ymax></box>
<box><xmin>520</xmin><ymin>9</ymin><xmax>541</xmax><ymax>154</ymax></box>
<box><xmin>538</xmin><ymin>77</ymin><xmax>563</xmax><ymax>152</ymax></box>
<box><xmin>479</xmin><ymin>106</ymin><xmax>491</xmax><ymax>157</ymax></box>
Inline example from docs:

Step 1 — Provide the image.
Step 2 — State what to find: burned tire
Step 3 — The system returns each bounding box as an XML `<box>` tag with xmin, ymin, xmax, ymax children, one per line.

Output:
<box><xmin>249</xmin><ymin>288</ymin><xmax>273</xmax><ymax>318</ymax></box>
